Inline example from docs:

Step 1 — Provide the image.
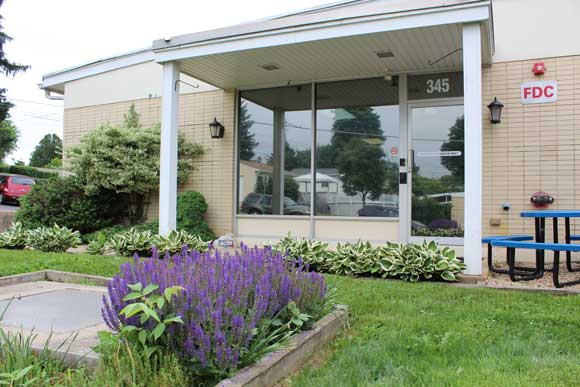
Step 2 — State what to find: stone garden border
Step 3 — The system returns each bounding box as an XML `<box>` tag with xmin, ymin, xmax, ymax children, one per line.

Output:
<box><xmin>0</xmin><ymin>270</ymin><xmax>110</xmax><ymax>288</ymax></box>
<box><xmin>217</xmin><ymin>305</ymin><xmax>348</xmax><ymax>387</ymax></box>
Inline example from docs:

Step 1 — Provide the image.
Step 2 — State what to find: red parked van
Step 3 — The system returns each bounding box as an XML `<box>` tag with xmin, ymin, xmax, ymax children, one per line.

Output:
<box><xmin>0</xmin><ymin>176</ymin><xmax>35</xmax><ymax>204</ymax></box>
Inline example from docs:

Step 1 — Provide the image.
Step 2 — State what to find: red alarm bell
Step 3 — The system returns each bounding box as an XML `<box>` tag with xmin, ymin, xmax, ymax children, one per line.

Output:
<box><xmin>530</xmin><ymin>191</ymin><xmax>554</xmax><ymax>208</ymax></box>
<box><xmin>532</xmin><ymin>62</ymin><xmax>545</xmax><ymax>76</ymax></box>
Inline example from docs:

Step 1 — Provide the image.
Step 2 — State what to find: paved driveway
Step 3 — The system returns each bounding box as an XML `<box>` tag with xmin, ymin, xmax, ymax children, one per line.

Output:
<box><xmin>0</xmin><ymin>204</ymin><xmax>18</xmax><ymax>212</ymax></box>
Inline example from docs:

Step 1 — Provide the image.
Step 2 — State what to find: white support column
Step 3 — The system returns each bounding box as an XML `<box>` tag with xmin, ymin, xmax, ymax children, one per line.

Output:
<box><xmin>159</xmin><ymin>61</ymin><xmax>180</xmax><ymax>236</ymax></box>
<box><xmin>462</xmin><ymin>23</ymin><xmax>483</xmax><ymax>275</ymax></box>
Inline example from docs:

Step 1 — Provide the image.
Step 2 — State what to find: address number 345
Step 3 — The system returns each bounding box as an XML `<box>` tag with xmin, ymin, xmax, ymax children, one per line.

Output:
<box><xmin>426</xmin><ymin>78</ymin><xmax>450</xmax><ymax>94</ymax></box>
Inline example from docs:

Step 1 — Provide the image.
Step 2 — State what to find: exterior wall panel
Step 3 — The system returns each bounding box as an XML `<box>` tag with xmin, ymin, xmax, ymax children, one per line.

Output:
<box><xmin>63</xmin><ymin>62</ymin><xmax>217</xmax><ymax>109</ymax></box>
<box><xmin>482</xmin><ymin>55</ymin><xmax>580</xmax><ymax>238</ymax></box>
<box><xmin>63</xmin><ymin>90</ymin><xmax>235</xmax><ymax>237</ymax></box>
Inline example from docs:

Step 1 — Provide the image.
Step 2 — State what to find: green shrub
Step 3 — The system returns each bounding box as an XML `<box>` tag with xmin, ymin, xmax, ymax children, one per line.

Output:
<box><xmin>378</xmin><ymin>241</ymin><xmax>466</xmax><ymax>282</ymax></box>
<box><xmin>272</xmin><ymin>234</ymin><xmax>330</xmax><ymax>271</ymax></box>
<box><xmin>0</xmin><ymin>222</ymin><xmax>28</xmax><ymax>249</ymax></box>
<box><xmin>0</xmin><ymin>163</ymin><xmax>56</xmax><ymax>179</ymax></box>
<box><xmin>152</xmin><ymin>230</ymin><xmax>210</xmax><ymax>255</ymax></box>
<box><xmin>105</xmin><ymin>228</ymin><xmax>154</xmax><ymax>257</ymax></box>
<box><xmin>411</xmin><ymin>196</ymin><xmax>452</xmax><ymax>227</ymax></box>
<box><xmin>16</xmin><ymin>176</ymin><xmax>122</xmax><ymax>234</ymax></box>
<box><xmin>134</xmin><ymin>220</ymin><xmax>159</xmax><ymax>234</ymax></box>
<box><xmin>176</xmin><ymin>192</ymin><xmax>215</xmax><ymax>240</ymax></box>
<box><xmin>327</xmin><ymin>240</ymin><xmax>379</xmax><ymax>276</ymax></box>
<box><xmin>82</xmin><ymin>224</ymin><xmax>129</xmax><ymax>244</ymax></box>
<box><xmin>25</xmin><ymin>224</ymin><xmax>81</xmax><ymax>252</ymax></box>
<box><xmin>81</xmin><ymin>191</ymin><xmax>214</xmax><ymax>243</ymax></box>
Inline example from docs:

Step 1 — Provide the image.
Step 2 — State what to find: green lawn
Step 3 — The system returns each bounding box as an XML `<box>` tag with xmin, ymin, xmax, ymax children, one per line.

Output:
<box><xmin>0</xmin><ymin>249</ymin><xmax>129</xmax><ymax>277</ymax></box>
<box><xmin>1</xmin><ymin>249</ymin><xmax>580</xmax><ymax>386</ymax></box>
<box><xmin>289</xmin><ymin>275</ymin><xmax>580</xmax><ymax>386</ymax></box>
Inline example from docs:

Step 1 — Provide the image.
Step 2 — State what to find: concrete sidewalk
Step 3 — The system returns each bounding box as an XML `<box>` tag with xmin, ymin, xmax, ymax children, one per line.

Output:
<box><xmin>0</xmin><ymin>281</ymin><xmax>107</xmax><ymax>367</ymax></box>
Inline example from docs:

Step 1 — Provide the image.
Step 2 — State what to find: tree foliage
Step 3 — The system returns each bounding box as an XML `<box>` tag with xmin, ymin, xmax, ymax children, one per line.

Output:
<box><xmin>440</xmin><ymin>115</ymin><xmax>464</xmax><ymax>178</ymax></box>
<box><xmin>66</xmin><ymin>106</ymin><xmax>204</xmax><ymax>223</ymax></box>
<box><xmin>29</xmin><ymin>134</ymin><xmax>62</xmax><ymax>167</ymax></box>
<box><xmin>0</xmin><ymin>119</ymin><xmax>18</xmax><ymax>161</ymax></box>
<box><xmin>238</xmin><ymin>102</ymin><xmax>257</xmax><ymax>160</ymax></box>
<box><xmin>336</xmin><ymin>138</ymin><xmax>387</xmax><ymax>207</ymax></box>
<box><xmin>16</xmin><ymin>176</ymin><xmax>122</xmax><ymax>234</ymax></box>
<box><xmin>257</xmin><ymin>174</ymin><xmax>300</xmax><ymax>202</ymax></box>
<box><xmin>332</xmin><ymin>107</ymin><xmax>388</xmax><ymax>207</ymax></box>
<box><xmin>0</xmin><ymin>0</ymin><xmax>29</xmax><ymax>122</ymax></box>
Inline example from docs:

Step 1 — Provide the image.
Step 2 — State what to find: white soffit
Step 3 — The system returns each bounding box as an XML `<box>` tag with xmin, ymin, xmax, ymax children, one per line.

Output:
<box><xmin>176</xmin><ymin>23</ymin><xmax>490</xmax><ymax>90</ymax></box>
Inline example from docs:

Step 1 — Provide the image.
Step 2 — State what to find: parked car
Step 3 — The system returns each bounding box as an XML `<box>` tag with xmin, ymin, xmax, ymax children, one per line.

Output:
<box><xmin>0</xmin><ymin>176</ymin><xmax>35</xmax><ymax>204</ymax></box>
<box><xmin>241</xmin><ymin>193</ymin><xmax>310</xmax><ymax>215</ymax></box>
<box><xmin>357</xmin><ymin>205</ymin><xmax>398</xmax><ymax>217</ymax></box>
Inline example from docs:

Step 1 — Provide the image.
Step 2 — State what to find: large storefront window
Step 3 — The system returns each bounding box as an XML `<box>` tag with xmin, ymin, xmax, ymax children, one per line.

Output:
<box><xmin>315</xmin><ymin>78</ymin><xmax>399</xmax><ymax>217</ymax></box>
<box><xmin>237</xmin><ymin>85</ymin><xmax>312</xmax><ymax>215</ymax></box>
<box><xmin>237</xmin><ymin>78</ymin><xmax>399</xmax><ymax>218</ymax></box>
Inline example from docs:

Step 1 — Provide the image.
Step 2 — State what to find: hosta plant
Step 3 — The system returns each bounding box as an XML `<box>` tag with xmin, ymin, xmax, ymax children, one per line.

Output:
<box><xmin>105</xmin><ymin>228</ymin><xmax>154</xmax><ymax>257</ymax></box>
<box><xmin>379</xmin><ymin>241</ymin><xmax>465</xmax><ymax>282</ymax></box>
<box><xmin>272</xmin><ymin>234</ymin><xmax>330</xmax><ymax>271</ymax></box>
<box><xmin>327</xmin><ymin>240</ymin><xmax>379</xmax><ymax>276</ymax></box>
<box><xmin>152</xmin><ymin>230</ymin><xmax>210</xmax><ymax>255</ymax></box>
<box><xmin>0</xmin><ymin>222</ymin><xmax>28</xmax><ymax>249</ymax></box>
<box><xmin>87</xmin><ymin>232</ymin><xmax>108</xmax><ymax>255</ymax></box>
<box><xmin>25</xmin><ymin>224</ymin><xmax>81</xmax><ymax>252</ymax></box>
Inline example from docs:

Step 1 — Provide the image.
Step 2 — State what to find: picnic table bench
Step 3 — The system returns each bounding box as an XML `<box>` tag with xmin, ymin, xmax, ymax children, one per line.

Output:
<box><xmin>483</xmin><ymin>210</ymin><xmax>580</xmax><ymax>288</ymax></box>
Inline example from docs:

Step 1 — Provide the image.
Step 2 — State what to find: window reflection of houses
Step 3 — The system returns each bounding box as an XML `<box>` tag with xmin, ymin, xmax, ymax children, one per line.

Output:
<box><xmin>291</xmin><ymin>168</ymin><xmax>399</xmax><ymax>217</ymax></box>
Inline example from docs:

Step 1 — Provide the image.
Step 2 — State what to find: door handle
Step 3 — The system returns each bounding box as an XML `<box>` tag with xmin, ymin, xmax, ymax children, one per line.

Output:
<box><xmin>399</xmin><ymin>172</ymin><xmax>408</xmax><ymax>184</ymax></box>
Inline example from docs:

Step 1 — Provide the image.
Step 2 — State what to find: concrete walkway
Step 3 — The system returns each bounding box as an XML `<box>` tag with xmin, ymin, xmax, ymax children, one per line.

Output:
<box><xmin>0</xmin><ymin>281</ymin><xmax>107</xmax><ymax>366</ymax></box>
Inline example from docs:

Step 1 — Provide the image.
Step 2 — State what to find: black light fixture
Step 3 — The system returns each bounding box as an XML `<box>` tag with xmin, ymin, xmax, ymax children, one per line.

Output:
<box><xmin>487</xmin><ymin>97</ymin><xmax>504</xmax><ymax>124</ymax></box>
<box><xmin>209</xmin><ymin>117</ymin><xmax>225</xmax><ymax>139</ymax></box>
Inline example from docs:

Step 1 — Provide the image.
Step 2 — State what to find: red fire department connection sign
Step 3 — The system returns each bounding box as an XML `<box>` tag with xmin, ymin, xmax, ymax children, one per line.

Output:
<box><xmin>521</xmin><ymin>80</ymin><xmax>558</xmax><ymax>104</ymax></box>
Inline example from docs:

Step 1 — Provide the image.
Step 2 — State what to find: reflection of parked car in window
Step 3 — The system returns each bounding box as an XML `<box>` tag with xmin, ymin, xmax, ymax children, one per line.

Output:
<box><xmin>241</xmin><ymin>193</ymin><xmax>310</xmax><ymax>215</ymax></box>
<box><xmin>357</xmin><ymin>205</ymin><xmax>398</xmax><ymax>217</ymax></box>
<box><xmin>0</xmin><ymin>176</ymin><xmax>35</xmax><ymax>204</ymax></box>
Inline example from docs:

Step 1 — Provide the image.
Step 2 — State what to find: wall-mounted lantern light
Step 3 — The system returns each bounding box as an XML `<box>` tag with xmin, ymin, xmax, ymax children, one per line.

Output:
<box><xmin>209</xmin><ymin>118</ymin><xmax>225</xmax><ymax>139</ymax></box>
<box><xmin>487</xmin><ymin>97</ymin><xmax>504</xmax><ymax>124</ymax></box>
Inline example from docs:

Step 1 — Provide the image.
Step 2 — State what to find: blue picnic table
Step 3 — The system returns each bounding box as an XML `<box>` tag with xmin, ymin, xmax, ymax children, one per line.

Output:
<box><xmin>517</xmin><ymin>210</ymin><xmax>580</xmax><ymax>287</ymax></box>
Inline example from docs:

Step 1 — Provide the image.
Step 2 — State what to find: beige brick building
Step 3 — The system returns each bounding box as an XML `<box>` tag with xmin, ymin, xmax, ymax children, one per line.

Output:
<box><xmin>41</xmin><ymin>0</ymin><xmax>580</xmax><ymax>276</ymax></box>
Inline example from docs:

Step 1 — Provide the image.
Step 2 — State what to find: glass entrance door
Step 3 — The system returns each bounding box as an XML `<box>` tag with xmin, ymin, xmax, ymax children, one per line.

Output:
<box><xmin>408</xmin><ymin>104</ymin><xmax>464</xmax><ymax>243</ymax></box>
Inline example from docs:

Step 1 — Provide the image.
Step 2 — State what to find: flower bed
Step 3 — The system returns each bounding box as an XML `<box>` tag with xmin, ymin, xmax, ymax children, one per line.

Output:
<box><xmin>102</xmin><ymin>244</ymin><xmax>330</xmax><ymax>384</ymax></box>
<box><xmin>273</xmin><ymin>236</ymin><xmax>466</xmax><ymax>282</ymax></box>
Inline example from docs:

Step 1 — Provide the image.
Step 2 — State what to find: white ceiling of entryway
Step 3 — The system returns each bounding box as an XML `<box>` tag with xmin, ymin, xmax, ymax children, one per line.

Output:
<box><xmin>176</xmin><ymin>23</ymin><xmax>491</xmax><ymax>90</ymax></box>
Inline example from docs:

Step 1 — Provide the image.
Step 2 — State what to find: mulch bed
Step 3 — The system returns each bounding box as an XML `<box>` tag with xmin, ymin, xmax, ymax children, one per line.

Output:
<box><xmin>485</xmin><ymin>261</ymin><xmax>580</xmax><ymax>290</ymax></box>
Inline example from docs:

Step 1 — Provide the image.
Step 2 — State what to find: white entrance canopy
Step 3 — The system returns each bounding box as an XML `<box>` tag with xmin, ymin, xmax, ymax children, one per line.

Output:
<box><xmin>153</xmin><ymin>0</ymin><xmax>492</xmax><ymax>90</ymax></box>
<box><xmin>154</xmin><ymin>0</ymin><xmax>492</xmax><ymax>276</ymax></box>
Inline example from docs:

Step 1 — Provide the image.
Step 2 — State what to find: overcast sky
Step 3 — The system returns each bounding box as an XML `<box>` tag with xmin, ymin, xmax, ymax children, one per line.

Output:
<box><xmin>1</xmin><ymin>0</ymin><xmax>331</xmax><ymax>164</ymax></box>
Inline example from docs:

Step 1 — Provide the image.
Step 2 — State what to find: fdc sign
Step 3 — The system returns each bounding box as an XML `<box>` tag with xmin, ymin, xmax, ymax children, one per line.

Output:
<box><xmin>521</xmin><ymin>80</ymin><xmax>558</xmax><ymax>104</ymax></box>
